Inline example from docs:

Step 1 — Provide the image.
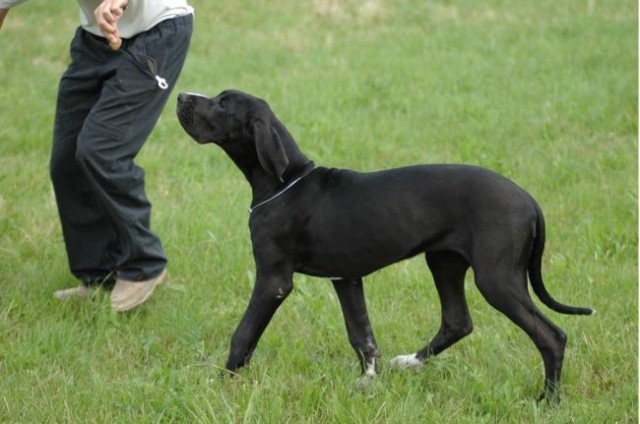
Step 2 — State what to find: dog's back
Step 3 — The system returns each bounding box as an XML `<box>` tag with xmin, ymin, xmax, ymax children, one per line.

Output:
<box><xmin>250</xmin><ymin>164</ymin><xmax>537</xmax><ymax>278</ymax></box>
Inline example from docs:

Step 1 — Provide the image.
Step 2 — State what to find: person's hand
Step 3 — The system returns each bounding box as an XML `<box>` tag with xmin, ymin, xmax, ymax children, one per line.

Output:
<box><xmin>94</xmin><ymin>0</ymin><xmax>128</xmax><ymax>48</ymax></box>
<box><xmin>0</xmin><ymin>9</ymin><xmax>9</xmax><ymax>30</ymax></box>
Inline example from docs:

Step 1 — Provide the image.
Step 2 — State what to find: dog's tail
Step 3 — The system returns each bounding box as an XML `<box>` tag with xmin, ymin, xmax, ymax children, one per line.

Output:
<box><xmin>528</xmin><ymin>201</ymin><xmax>594</xmax><ymax>315</ymax></box>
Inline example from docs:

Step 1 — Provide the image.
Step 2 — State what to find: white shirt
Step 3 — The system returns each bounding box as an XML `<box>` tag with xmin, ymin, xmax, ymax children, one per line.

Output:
<box><xmin>0</xmin><ymin>0</ymin><xmax>194</xmax><ymax>39</ymax></box>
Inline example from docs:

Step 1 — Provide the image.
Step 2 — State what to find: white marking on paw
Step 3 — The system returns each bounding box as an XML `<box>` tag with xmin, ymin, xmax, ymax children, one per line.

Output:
<box><xmin>389</xmin><ymin>353</ymin><xmax>423</xmax><ymax>369</ymax></box>
<box><xmin>364</xmin><ymin>359</ymin><xmax>377</xmax><ymax>378</ymax></box>
<box><xmin>356</xmin><ymin>358</ymin><xmax>377</xmax><ymax>390</ymax></box>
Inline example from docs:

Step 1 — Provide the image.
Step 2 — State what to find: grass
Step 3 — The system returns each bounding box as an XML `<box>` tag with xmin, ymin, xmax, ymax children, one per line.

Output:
<box><xmin>0</xmin><ymin>0</ymin><xmax>637</xmax><ymax>422</ymax></box>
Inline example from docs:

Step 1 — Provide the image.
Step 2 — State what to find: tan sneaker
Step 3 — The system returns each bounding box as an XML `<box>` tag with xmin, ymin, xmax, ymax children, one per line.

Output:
<box><xmin>54</xmin><ymin>285</ymin><xmax>95</xmax><ymax>301</ymax></box>
<box><xmin>111</xmin><ymin>269</ymin><xmax>167</xmax><ymax>312</ymax></box>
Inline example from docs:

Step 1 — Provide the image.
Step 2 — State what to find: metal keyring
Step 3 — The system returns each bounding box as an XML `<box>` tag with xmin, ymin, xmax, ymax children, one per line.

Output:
<box><xmin>155</xmin><ymin>76</ymin><xmax>169</xmax><ymax>90</ymax></box>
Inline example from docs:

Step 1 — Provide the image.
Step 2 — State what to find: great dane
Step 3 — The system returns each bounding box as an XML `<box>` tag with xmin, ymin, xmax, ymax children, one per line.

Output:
<box><xmin>176</xmin><ymin>89</ymin><xmax>592</xmax><ymax>401</ymax></box>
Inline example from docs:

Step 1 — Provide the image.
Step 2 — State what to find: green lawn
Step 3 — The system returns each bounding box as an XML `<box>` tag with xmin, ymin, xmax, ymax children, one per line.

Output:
<box><xmin>0</xmin><ymin>0</ymin><xmax>637</xmax><ymax>422</ymax></box>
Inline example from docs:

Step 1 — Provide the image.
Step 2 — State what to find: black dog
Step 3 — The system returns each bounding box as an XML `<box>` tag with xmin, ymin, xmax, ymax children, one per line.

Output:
<box><xmin>176</xmin><ymin>89</ymin><xmax>592</xmax><ymax>400</ymax></box>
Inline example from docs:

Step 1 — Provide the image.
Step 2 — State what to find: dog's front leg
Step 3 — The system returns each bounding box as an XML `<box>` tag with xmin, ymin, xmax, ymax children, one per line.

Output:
<box><xmin>226</xmin><ymin>271</ymin><xmax>293</xmax><ymax>372</ymax></box>
<box><xmin>332</xmin><ymin>278</ymin><xmax>381</xmax><ymax>380</ymax></box>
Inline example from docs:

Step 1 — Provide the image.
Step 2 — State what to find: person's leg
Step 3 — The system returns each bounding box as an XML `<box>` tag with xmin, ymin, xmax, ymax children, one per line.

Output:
<box><xmin>73</xmin><ymin>16</ymin><xmax>193</xmax><ymax>309</ymax></box>
<box><xmin>76</xmin><ymin>15</ymin><xmax>192</xmax><ymax>282</ymax></box>
<box><xmin>51</xmin><ymin>28</ymin><xmax>119</xmax><ymax>293</ymax></box>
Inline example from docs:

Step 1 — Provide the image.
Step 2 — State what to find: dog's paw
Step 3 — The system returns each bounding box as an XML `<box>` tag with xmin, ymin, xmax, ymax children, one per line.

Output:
<box><xmin>389</xmin><ymin>353</ymin><xmax>423</xmax><ymax>370</ymax></box>
<box><xmin>356</xmin><ymin>373</ymin><xmax>376</xmax><ymax>391</ymax></box>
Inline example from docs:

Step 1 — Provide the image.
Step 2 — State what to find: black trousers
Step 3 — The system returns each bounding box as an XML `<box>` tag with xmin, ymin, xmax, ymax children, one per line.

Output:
<box><xmin>50</xmin><ymin>15</ymin><xmax>193</xmax><ymax>286</ymax></box>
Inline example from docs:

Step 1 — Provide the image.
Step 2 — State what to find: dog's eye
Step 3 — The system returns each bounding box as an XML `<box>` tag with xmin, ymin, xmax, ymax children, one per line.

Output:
<box><xmin>219</xmin><ymin>97</ymin><xmax>227</xmax><ymax>109</ymax></box>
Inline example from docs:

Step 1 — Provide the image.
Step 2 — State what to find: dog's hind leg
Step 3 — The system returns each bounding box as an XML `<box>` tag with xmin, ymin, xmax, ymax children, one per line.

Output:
<box><xmin>390</xmin><ymin>251</ymin><xmax>472</xmax><ymax>368</ymax></box>
<box><xmin>332</xmin><ymin>278</ymin><xmax>382</xmax><ymax>379</ymax></box>
<box><xmin>473</xmin><ymin>265</ymin><xmax>567</xmax><ymax>402</ymax></box>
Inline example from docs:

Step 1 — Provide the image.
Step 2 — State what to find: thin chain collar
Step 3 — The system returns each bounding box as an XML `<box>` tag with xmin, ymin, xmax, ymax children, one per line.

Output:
<box><xmin>249</xmin><ymin>165</ymin><xmax>317</xmax><ymax>214</ymax></box>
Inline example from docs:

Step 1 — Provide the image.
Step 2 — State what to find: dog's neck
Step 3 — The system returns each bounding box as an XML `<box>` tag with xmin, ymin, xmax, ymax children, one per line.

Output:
<box><xmin>246</xmin><ymin>119</ymin><xmax>315</xmax><ymax>209</ymax></box>
<box><xmin>249</xmin><ymin>160</ymin><xmax>316</xmax><ymax>208</ymax></box>
<box><xmin>249</xmin><ymin>161</ymin><xmax>316</xmax><ymax>213</ymax></box>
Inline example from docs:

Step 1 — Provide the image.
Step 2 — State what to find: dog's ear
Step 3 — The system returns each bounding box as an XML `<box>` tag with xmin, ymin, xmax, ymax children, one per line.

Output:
<box><xmin>251</xmin><ymin>115</ymin><xmax>289</xmax><ymax>182</ymax></box>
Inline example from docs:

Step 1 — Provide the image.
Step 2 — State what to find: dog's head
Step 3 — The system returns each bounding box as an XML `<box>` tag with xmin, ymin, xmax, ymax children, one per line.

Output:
<box><xmin>177</xmin><ymin>90</ymin><xmax>293</xmax><ymax>182</ymax></box>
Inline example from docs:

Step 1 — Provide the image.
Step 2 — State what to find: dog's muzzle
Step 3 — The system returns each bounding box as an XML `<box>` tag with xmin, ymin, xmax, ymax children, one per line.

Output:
<box><xmin>177</xmin><ymin>92</ymin><xmax>203</xmax><ymax>127</ymax></box>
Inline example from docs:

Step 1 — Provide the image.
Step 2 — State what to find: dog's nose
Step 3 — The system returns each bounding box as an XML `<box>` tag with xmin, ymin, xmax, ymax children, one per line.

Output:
<box><xmin>177</xmin><ymin>92</ymin><xmax>189</xmax><ymax>104</ymax></box>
